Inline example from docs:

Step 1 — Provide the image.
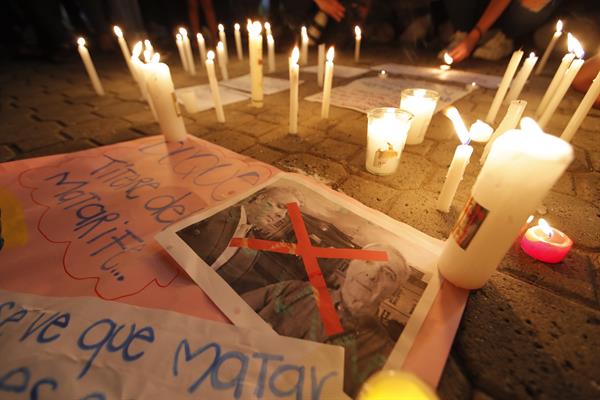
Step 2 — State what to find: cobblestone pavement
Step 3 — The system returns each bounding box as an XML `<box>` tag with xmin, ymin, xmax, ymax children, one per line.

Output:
<box><xmin>1</xmin><ymin>46</ymin><xmax>599</xmax><ymax>399</ymax></box>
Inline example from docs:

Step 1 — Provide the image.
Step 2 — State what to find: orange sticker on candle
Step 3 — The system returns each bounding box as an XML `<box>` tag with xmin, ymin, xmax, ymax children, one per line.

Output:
<box><xmin>451</xmin><ymin>197</ymin><xmax>489</xmax><ymax>250</ymax></box>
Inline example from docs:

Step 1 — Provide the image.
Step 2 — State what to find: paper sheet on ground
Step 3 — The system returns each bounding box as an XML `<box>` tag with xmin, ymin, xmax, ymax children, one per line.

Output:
<box><xmin>372</xmin><ymin>63</ymin><xmax>501</xmax><ymax>89</ymax></box>
<box><xmin>221</xmin><ymin>74</ymin><xmax>303</xmax><ymax>95</ymax></box>
<box><xmin>175</xmin><ymin>84</ymin><xmax>250</xmax><ymax>113</ymax></box>
<box><xmin>303</xmin><ymin>64</ymin><xmax>369</xmax><ymax>78</ymax></box>
<box><xmin>0</xmin><ymin>289</ymin><xmax>344</xmax><ymax>399</ymax></box>
<box><xmin>305</xmin><ymin>76</ymin><xmax>472</xmax><ymax>114</ymax></box>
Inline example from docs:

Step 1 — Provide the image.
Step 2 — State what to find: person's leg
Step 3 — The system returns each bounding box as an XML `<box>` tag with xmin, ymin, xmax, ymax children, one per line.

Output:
<box><xmin>442</xmin><ymin>0</ymin><xmax>490</xmax><ymax>32</ymax></box>
<box><xmin>497</xmin><ymin>0</ymin><xmax>561</xmax><ymax>38</ymax></box>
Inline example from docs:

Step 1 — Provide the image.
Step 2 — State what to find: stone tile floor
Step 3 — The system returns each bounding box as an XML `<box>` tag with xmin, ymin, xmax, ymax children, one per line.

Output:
<box><xmin>1</xmin><ymin>46</ymin><xmax>599</xmax><ymax>399</ymax></box>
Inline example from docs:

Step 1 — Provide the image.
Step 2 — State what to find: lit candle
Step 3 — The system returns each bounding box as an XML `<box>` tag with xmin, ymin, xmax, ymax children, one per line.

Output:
<box><xmin>468</xmin><ymin>120</ymin><xmax>493</xmax><ymax>143</ymax></box>
<box><xmin>480</xmin><ymin>99</ymin><xmax>527</xmax><ymax>164</ymax></box>
<box><xmin>399</xmin><ymin>88</ymin><xmax>439</xmax><ymax>145</ymax></box>
<box><xmin>321</xmin><ymin>46</ymin><xmax>335</xmax><ymax>118</ymax></box>
<box><xmin>179</xmin><ymin>27</ymin><xmax>196</xmax><ymax>75</ymax></box>
<box><xmin>535</xmin><ymin>20</ymin><xmax>563</xmax><ymax>75</ymax></box>
<box><xmin>485</xmin><ymin>50</ymin><xmax>524</xmax><ymax>124</ymax></box>
<box><xmin>144</xmin><ymin>53</ymin><xmax>188</xmax><ymax>142</ymax></box>
<box><xmin>379</xmin><ymin>70</ymin><xmax>387</xmax><ymax>79</ymax></box>
<box><xmin>248</xmin><ymin>21</ymin><xmax>264</xmax><ymax>108</ymax></box>
<box><xmin>267</xmin><ymin>34</ymin><xmax>276</xmax><ymax>73</ymax></box>
<box><xmin>176</xmin><ymin>33</ymin><xmax>189</xmax><ymax>73</ymax></box>
<box><xmin>437</xmin><ymin>107</ymin><xmax>473</xmax><ymax>212</ymax></box>
<box><xmin>130</xmin><ymin>42</ymin><xmax>158</xmax><ymax>120</ymax></box>
<box><xmin>538</xmin><ymin>34</ymin><xmax>585</xmax><ymax>129</ymax></box>
<box><xmin>520</xmin><ymin>218</ymin><xmax>572</xmax><ymax>263</ymax></box>
<box><xmin>234</xmin><ymin>23</ymin><xmax>243</xmax><ymax>60</ymax></box>
<box><xmin>144</xmin><ymin>39</ymin><xmax>154</xmax><ymax>57</ymax></box>
<box><xmin>437</xmin><ymin>118</ymin><xmax>574</xmax><ymax>289</ymax></box>
<box><xmin>358</xmin><ymin>371</ymin><xmax>437</xmax><ymax>400</ymax></box>
<box><xmin>264</xmin><ymin>22</ymin><xmax>272</xmax><ymax>37</ymax></box>
<box><xmin>196</xmin><ymin>33</ymin><xmax>207</xmax><ymax>69</ymax></box>
<box><xmin>113</xmin><ymin>26</ymin><xmax>136</xmax><ymax>81</ymax></box>
<box><xmin>218</xmin><ymin>23</ymin><xmax>228</xmax><ymax>65</ymax></box>
<box><xmin>505</xmin><ymin>52</ymin><xmax>538</xmax><ymax>103</ymax></box>
<box><xmin>317</xmin><ymin>43</ymin><xmax>325</xmax><ymax>87</ymax></box>
<box><xmin>365</xmin><ymin>108</ymin><xmax>413</xmax><ymax>175</ymax></box>
<box><xmin>76</xmin><ymin>38</ymin><xmax>104</xmax><ymax>96</ymax></box>
<box><xmin>354</xmin><ymin>26</ymin><xmax>361</xmax><ymax>63</ymax></box>
<box><xmin>216</xmin><ymin>41</ymin><xmax>229</xmax><ymax>80</ymax></box>
<box><xmin>561</xmin><ymin>69</ymin><xmax>600</xmax><ymax>142</ymax></box>
<box><xmin>205</xmin><ymin>50</ymin><xmax>225</xmax><ymax>123</ymax></box>
<box><xmin>536</xmin><ymin>53</ymin><xmax>576</xmax><ymax>117</ymax></box>
<box><xmin>440</xmin><ymin>52</ymin><xmax>453</xmax><ymax>71</ymax></box>
<box><xmin>300</xmin><ymin>26</ymin><xmax>309</xmax><ymax>65</ymax></box>
<box><xmin>289</xmin><ymin>47</ymin><xmax>300</xmax><ymax>134</ymax></box>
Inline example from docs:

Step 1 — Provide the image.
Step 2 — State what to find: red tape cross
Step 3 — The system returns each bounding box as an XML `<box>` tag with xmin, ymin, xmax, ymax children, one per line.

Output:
<box><xmin>229</xmin><ymin>202</ymin><xmax>388</xmax><ymax>337</ymax></box>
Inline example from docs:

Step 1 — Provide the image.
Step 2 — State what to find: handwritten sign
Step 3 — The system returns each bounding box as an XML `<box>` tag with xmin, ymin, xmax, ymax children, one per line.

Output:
<box><xmin>0</xmin><ymin>289</ymin><xmax>344</xmax><ymax>399</ymax></box>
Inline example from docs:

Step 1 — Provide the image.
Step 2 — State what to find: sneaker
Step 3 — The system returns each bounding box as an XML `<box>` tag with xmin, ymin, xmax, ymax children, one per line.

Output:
<box><xmin>473</xmin><ymin>31</ymin><xmax>514</xmax><ymax>61</ymax></box>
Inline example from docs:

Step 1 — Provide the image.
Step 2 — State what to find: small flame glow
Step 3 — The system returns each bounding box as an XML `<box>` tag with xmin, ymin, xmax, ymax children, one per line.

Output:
<box><xmin>326</xmin><ymin>46</ymin><xmax>335</xmax><ymax>62</ymax></box>
<box><xmin>567</xmin><ymin>33</ymin><xmax>584</xmax><ymax>59</ymax></box>
<box><xmin>197</xmin><ymin>33</ymin><xmax>204</xmax><ymax>41</ymax></box>
<box><xmin>529</xmin><ymin>52</ymin><xmax>536</xmax><ymax>58</ymax></box>
<box><xmin>291</xmin><ymin>47</ymin><xmax>300</xmax><ymax>64</ymax></box>
<box><xmin>556</xmin><ymin>20</ymin><xmax>563</xmax><ymax>33</ymax></box>
<box><xmin>520</xmin><ymin>117</ymin><xmax>545</xmax><ymax>135</ymax></box>
<box><xmin>77</xmin><ymin>37</ymin><xmax>86</xmax><ymax>46</ymax></box>
<box><xmin>151</xmin><ymin>53</ymin><xmax>160</xmax><ymax>63</ymax></box>
<box><xmin>217</xmin><ymin>41</ymin><xmax>224</xmax><ymax>51</ymax></box>
<box><xmin>251</xmin><ymin>21</ymin><xmax>262</xmax><ymax>35</ymax></box>
<box><xmin>113</xmin><ymin>26</ymin><xmax>123</xmax><ymax>38</ymax></box>
<box><xmin>355</xmin><ymin>26</ymin><xmax>361</xmax><ymax>38</ymax></box>
<box><xmin>144</xmin><ymin>39</ymin><xmax>153</xmax><ymax>51</ymax></box>
<box><xmin>179</xmin><ymin>27</ymin><xmax>187</xmax><ymax>36</ymax></box>
<box><xmin>301</xmin><ymin>26</ymin><xmax>307</xmax><ymax>36</ymax></box>
<box><xmin>246</xmin><ymin>19</ymin><xmax>252</xmax><ymax>32</ymax></box>
<box><xmin>526</xmin><ymin>215</ymin><xmax>534</xmax><ymax>224</ymax></box>
<box><xmin>207</xmin><ymin>50</ymin><xmax>215</xmax><ymax>61</ymax></box>
<box><xmin>444</xmin><ymin>107</ymin><xmax>470</xmax><ymax>144</ymax></box>
<box><xmin>218</xmin><ymin>24</ymin><xmax>224</xmax><ymax>32</ymax></box>
<box><xmin>234</xmin><ymin>23</ymin><xmax>240</xmax><ymax>31</ymax></box>
<box><xmin>538</xmin><ymin>218</ymin><xmax>554</xmax><ymax>237</ymax></box>
<box><xmin>264</xmin><ymin>22</ymin><xmax>271</xmax><ymax>32</ymax></box>
<box><xmin>143</xmin><ymin>49</ymin><xmax>152</xmax><ymax>63</ymax></box>
<box><xmin>443</xmin><ymin>52</ymin><xmax>453</xmax><ymax>65</ymax></box>
<box><xmin>132</xmin><ymin>41</ymin><xmax>143</xmax><ymax>57</ymax></box>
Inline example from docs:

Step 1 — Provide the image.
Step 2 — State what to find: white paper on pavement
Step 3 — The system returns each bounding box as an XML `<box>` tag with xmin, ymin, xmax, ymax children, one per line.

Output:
<box><xmin>175</xmin><ymin>84</ymin><xmax>250</xmax><ymax>113</ymax></box>
<box><xmin>303</xmin><ymin>64</ymin><xmax>369</xmax><ymax>78</ymax></box>
<box><xmin>305</xmin><ymin>76</ymin><xmax>472</xmax><ymax>114</ymax></box>
<box><xmin>0</xmin><ymin>289</ymin><xmax>344</xmax><ymax>399</ymax></box>
<box><xmin>372</xmin><ymin>63</ymin><xmax>501</xmax><ymax>89</ymax></box>
<box><xmin>221</xmin><ymin>74</ymin><xmax>304</xmax><ymax>95</ymax></box>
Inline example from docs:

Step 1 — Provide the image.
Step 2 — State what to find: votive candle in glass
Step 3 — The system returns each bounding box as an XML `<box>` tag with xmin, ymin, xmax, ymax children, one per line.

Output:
<box><xmin>365</xmin><ymin>108</ymin><xmax>413</xmax><ymax>175</ymax></box>
<box><xmin>400</xmin><ymin>89</ymin><xmax>439</xmax><ymax>145</ymax></box>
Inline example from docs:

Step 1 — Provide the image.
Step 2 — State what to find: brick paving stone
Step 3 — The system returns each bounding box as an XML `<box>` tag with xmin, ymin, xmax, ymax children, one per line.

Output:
<box><xmin>242</xmin><ymin>144</ymin><xmax>286</xmax><ymax>165</ymax></box>
<box><xmin>275</xmin><ymin>153</ymin><xmax>348</xmax><ymax>186</ymax></box>
<box><xmin>349</xmin><ymin>152</ymin><xmax>434</xmax><ymax>190</ymax></box>
<box><xmin>130</xmin><ymin>122</ymin><xmax>162</xmax><ymax>136</ymax></box>
<box><xmin>203</xmin><ymin>130</ymin><xmax>256</xmax><ymax>153</ymax></box>
<box><xmin>543</xmin><ymin>191</ymin><xmax>600</xmax><ymax>249</ymax></box>
<box><xmin>404</xmin><ymin>139</ymin><xmax>435</xmax><ymax>156</ymax></box>
<box><xmin>573</xmin><ymin>172</ymin><xmax>600</xmax><ymax>207</ymax></box>
<box><xmin>260</xmin><ymin>128</ymin><xmax>325</xmax><ymax>153</ymax></box>
<box><xmin>427</xmin><ymin>113</ymin><xmax>456</xmax><ymax>141</ymax></box>
<box><xmin>34</xmin><ymin>102</ymin><xmax>98</xmax><ymax>125</ymax></box>
<box><xmin>122</xmin><ymin>110</ymin><xmax>155</xmax><ymax>124</ymax></box>
<box><xmin>95</xmin><ymin>101</ymin><xmax>146</xmax><ymax>118</ymax></box>
<box><xmin>328</xmin><ymin>116</ymin><xmax>368</xmax><ymax>146</ymax></box>
<box><xmin>437</xmin><ymin>353</ymin><xmax>472</xmax><ymax>400</ymax></box>
<box><xmin>1</xmin><ymin>121</ymin><xmax>62</xmax><ymax>144</ymax></box>
<box><xmin>423</xmin><ymin>167</ymin><xmax>476</xmax><ymax>202</ymax></box>
<box><xmin>567</xmin><ymin>147</ymin><xmax>590</xmax><ymax>173</ymax></box>
<box><xmin>590</xmin><ymin>151</ymin><xmax>600</xmax><ymax>172</ymax></box>
<box><xmin>232</xmin><ymin>119</ymin><xmax>279</xmax><ymax>138</ymax></box>
<box><xmin>20</xmin><ymin>139</ymin><xmax>97</xmax><ymax>159</ymax></box>
<box><xmin>581</xmin><ymin>115</ymin><xmax>600</xmax><ymax>132</ymax></box>
<box><xmin>455</xmin><ymin>273</ymin><xmax>600</xmax><ymax>399</ymax></box>
<box><xmin>62</xmin><ymin>118</ymin><xmax>130</xmax><ymax>140</ymax></box>
<box><xmin>93</xmin><ymin>128</ymin><xmax>141</xmax><ymax>146</ymax></box>
<box><xmin>309</xmin><ymin>138</ymin><xmax>360</xmax><ymax>162</ymax></box>
<box><xmin>0</xmin><ymin>145</ymin><xmax>16</xmax><ymax>162</ymax></box>
<box><xmin>16</xmin><ymin>133</ymin><xmax>66</xmax><ymax>152</ymax></box>
<box><xmin>551</xmin><ymin>172</ymin><xmax>575</xmax><ymax>196</ymax></box>
<box><xmin>573</xmin><ymin>128</ymin><xmax>600</xmax><ymax>153</ymax></box>
<box><xmin>339</xmin><ymin>175</ymin><xmax>399</xmax><ymax>213</ymax></box>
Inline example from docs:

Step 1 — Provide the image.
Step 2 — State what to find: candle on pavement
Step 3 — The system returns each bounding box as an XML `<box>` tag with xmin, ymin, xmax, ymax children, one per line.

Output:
<box><xmin>205</xmin><ymin>50</ymin><xmax>225</xmax><ymax>123</ymax></box>
<box><xmin>176</xmin><ymin>33</ymin><xmax>189</xmax><ymax>73</ymax></box>
<box><xmin>289</xmin><ymin>47</ymin><xmax>300</xmax><ymax>134</ymax></box>
<box><xmin>301</xmin><ymin>26</ymin><xmax>309</xmax><ymax>65</ymax></box>
<box><xmin>520</xmin><ymin>218</ymin><xmax>572</xmax><ymax>263</ymax></box>
<box><xmin>486</xmin><ymin>50</ymin><xmax>524</xmax><ymax>124</ymax></box>
<box><xmin>248</xmin><ymin>21</ymin><xmax>264</xmax><ymax>108</ymax></box>
<box><xmin>365</xmin><ymin>108</ymin><xmax>413</xmax><ymax>175</ymax></box>
<box><xmin>234</xmin><ymin>23</ymin><xmax>243</xmax><ymax>60</ymax></box>
<box><xmin>196</xmin><ymin>33</ymin><xmax>207</xmax><ymax>69</ymax></box>
<box><xmin>400</xmin><ymin>88</ymin><xmax>439</xmax><ymax>145</ymax></box>
<box><xmin>218</xmin><ymin>23</ymin><xmax>229</xmax><ymax>64</ymax></box>
<box><xmin>216</xmin><ymin>41</ymin><xmax>229</xmax><ymax>80</ymax></box>
<box><xmin>76</xmin><ymin>37</ymin><xmax>104</xmax><ymax>96</ymax></box>
<box><xmin>505</xmin><ymin>52</ymin><xmax>538</xmax><ymax>103</ymax></box>
<box><xmin>481</xmin><ymin>99</ymin><xmax>527</xmax><ymax>164</ymax></box>
<box><xmin>535</xmin><ymin>20</ymin><xmax>563</xmax><ymax>75</ymax></box>
<box><xmin>317</xmin><ymin>43</ymin><xmax>325</xmax><ymax>87</ymax></box>
<box><xmin>354</xmin><ymin>26</ymin><xmax>361</xmax><ymax>63</ymax></box>
<box><xmin>321</xmin><ymin>46</ymin><xmax>335</xmax><ymax>118</ymax></box>
<box><xmin>267</xmin><ymin>34</ymin><xmax>276</xmax><ymax>73</ymax></box>
<box><xmin>561</xmin><ymin>69</ymin><xmax>600</xmax><ymax>142</ymax></box>
<box><xmin>179</xmin><ymin>27</ymin><xmax>196</xmax><ymax>75</ymax></box>
<box><xmin>113</xmin><ymin>26</ymin><xmax>136</xmax><ymax>81</ymax></box>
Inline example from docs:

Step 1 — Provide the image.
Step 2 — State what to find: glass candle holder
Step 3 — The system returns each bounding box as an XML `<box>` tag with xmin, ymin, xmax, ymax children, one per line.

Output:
<box><xmin>400</xmin><ymin>89</ymin><xmax>439</xmax><ymax>145</ymax></box>
<box><xmin>365</xmin><ymin>108</ymin><xmax>413</xmax><ymax>176</ymax></box>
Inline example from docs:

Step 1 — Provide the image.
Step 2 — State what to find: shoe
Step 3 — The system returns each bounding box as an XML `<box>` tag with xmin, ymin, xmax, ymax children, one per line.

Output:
<box><xmin>473</xmin><ymin>31</ymin><xmax>514</xmax><ymax>61</ymax></box>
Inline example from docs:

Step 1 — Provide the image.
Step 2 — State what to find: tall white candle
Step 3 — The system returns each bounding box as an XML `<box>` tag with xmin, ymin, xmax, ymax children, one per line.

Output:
<box><xmin>130</xmin><ymin>42</ymin><xmax>158</xmax><ymax>120</ymax></box>
<box><xmin>144</xmin><ymin>40</ymin><xmax>154</xmax><ymax>57</ymax></box>
<box><xmin>234</xmin><ymin>23</ymin><xmax>243</xmax><ymax>60</ymax></box>
<box><xmin>317</xmin><ymin>43</ymin><xmax>325</xmax><ymax>87</ymax></box>
<box><xmin>76</xmin><ymin>38</ymin><xmax>104</xmax><ymax>96</ymax></box>
<box><xmin>196</xmin><ymin>33</ymin><xmax>207</xmax><ymax>69</ymax></box>
<box><xmin>400</xmin><ymin>88</ymin><xmax>439</xmax><ymax>145</ymax></box>
<box><xmin>535</xmin><ymin>20</ymin><xmax>563</xmax><ymax>75</ymax></box>
<box><xmin>321</xmin><ymin>46</ymin><xmax>334</xmax><ymax>119</ymax></box>
<box><xmin>145</xmin><ymin>54</ymin><xmax>187</xmax><ymax>142</ymax></box>
<box><xmin>437</xmin><ymin>119</ymin><xmax>573</xmax><ymax>289</ymax></box>
<box><xmin>437</xmin><ymin>107</ymin><xmax>473</xmax><ymax>212</ymax></box>
<box><xmin>301</xmin><ymin>26</ymin><xmax>309</xmax><ymax>65</ymax></box>
<box><xmin>113</xmin><ymin>26</ymin><xmax>136</xmax><ymax>81</ymax></box>
<box><xmin>176</xmin><ymin>33</ymin><xmax>189</xmax><ymax>73</ymax></box>
<box><xmin>216</xmin><ymin>41</ymin><xmax>229</xmax><ymax>80</ymax></box>
<box><xmin>535</xmin><ymin>53</ymin><xmax>575</xmax><ymax>117</ymax></box>
<box><xmin>365</xmin><ymin>108</ymin><xmax>413</xmax><ymax>175</ymax></box>
<box><xmin>218</xmin><ymin>24</ymin><xmax>228</xmax><ymax>65</ymax></box>
<box><xmin>205</xmin><ymin>50</ymin><xmax>225</xmax><ymax>123</ymax></box>
<box><xmin>179</xmin><ymin>28</ymin><xmax>196</xmax><ymax>76</ymax></box>
<box><xmin>248</xmin><ymin>21</ymin><xmax>264</xmax><ymax>108</ymax></box>
<box><xmin>485</xmin><ymin>50</ymin><xmax>524</xmax><ymax>124</ymax></box>
<box><xmin>354</xmin><ymin>26</ymin><xmax>361</xmax><ymax>63</ymax></box>
<box><xmin>561</xmin><ymin>69</ymin><xmax>600</xmax><ymax>142</ymax></box>
<box><xmin>264</xmin><ymin>22</ymin><xmax>272</xmax><ymax>37</ymax></box>
<box><xmin>481</xmin><ymin>100</ymin><xmax>527</xmax><ymax>164</ymax></box>
<box><xmin>505</xmin><ymin>52</ymin><xmax>538</xmax><ymax>103</ymax></box>
<box><xmin>289</xmin><ymin>47</ymin><xmax>300</xmax><ymax>134</ymax></box>
<box><xmin>267</xmin><ymin>34</ymin><xmax>276</xmax><ymax>73</ymax></box>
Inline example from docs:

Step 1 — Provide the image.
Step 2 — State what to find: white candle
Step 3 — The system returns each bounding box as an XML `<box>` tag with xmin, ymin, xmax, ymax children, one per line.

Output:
<box><xmin>145</xmin><ymin>54</ymin><xmax>187</xmax><ymax>142</ymax></box>
<box><xmin>264</xmin><ymin>22</ymin><xmax>272</xmax><ymax>37</ymax></box>
<box><xmin>365</xmin><ymin>108</ymin><xmax>413</xmax><ymax>175</ymax></box>
<box><xmin>485</xmin><ymin>50</ymin><xmax>524</xmax><ymax>124</ymax></box>
<box><xmin>196</xmin><ymin>33</ymin><xmax>207</xmax><ymax>69</ymax></box>
<box><xmin>289</xmin><ymin>47</ymin><xmax>300</xmax><ymax>134</ymax></box>
<box><xmin>218</xmin><ymin>24</ymin><xmax>228</xmax><ymax>65</ymax></box>
<box><xmin>248</xmin><ymin>21</ymin><xmax>264</xmax><ymax>108</ymax></box>
<box><xmin>216</xmin><ymin>41</ymin><xmax>229</xmax><ymax>80</ymax></box>
<box><xmin>480</xmin><ymin>99</ymin><xmax>527</xmax><ymax>164</ymax></box>
<box><xmin>505</xmin><ymin>52</ymin><xmax>538</xmax><ymax>103</ymax></box>
<box><xmin>469</xmin><ymin>120</ymin><xmax>494</xmax><ymax>143</ymax></box>
<box><xmin>234</xmin><ymin>23</ymin><xmax>243</xmax><ymax>60</ymax></box>
<box><xmin>437</xmin><ymin>119</ymin><xmax>574</xmax><ymax>289</ymax></box>
<box><xmin>301</xmin><ymin>26</ymin><xmax>309</xmax><ymax>65</ymax></box>
<box><xmin>317</xmin><ymin>43</ymin><xmax>325</xmax><ymax>87</ymax></box>
<box><xmin>535</xmin><ymin>53</ymin><xmax>575</xmax><ymax>117</ymax></box>
<box><xmin>113</xmin><ymin>26</ymin><xmax>136</xmax><ymax>81</ymax></box>
<box><xmin>321</xmin><ymin>46</ymin><xmax>334</xmax><ymax>119</ymax></box>
<box><xmin>354</xmin><ymin>26</ymin><xmax>361</xmax><ymax>63</ymax></box>
<box><xmin>267</xmin><ymin>34</ymin><xmax>276</xmax><ymax>73</ymax></box>
<box><xmin>176</xmin><ymin>33</ymin><xmax>189</xmax><ymax>73</ymax></box>
<box><xmin>130</xmin><ymin>42</ymin><xmax>158</xmax><ymax>120</ymax></box>
<box><xmin>205</xmin><ymin>50</ymin><xmax>225</xmax><ymax>123</ymax></box>
<box><xmin>399</xmin><ymin>88</ymin><xmax>439</xmax><ymax>145</ymax></box>
<box><xmin>179</xmin><ymin>27</ymin><xmax>196</xmax><ymax>75</ymax></box>
<box><xmin>535</xmin><ymin>20</ymin><xmax>563</xmax><ymax>75</ymax></box>
<box><xmin>144</xmin><ymin>39</ymin><xmax>154</xmax><ymax>57</ymax></box>
<box><xmin>561</xmin><ymin>69</ymin><xmax>600</xmax><ymax>142</ymax></box>
<box><xmin>76</xmin><ymin>38</ymin><xmax>104</xmax><ymax>96</ymax></box>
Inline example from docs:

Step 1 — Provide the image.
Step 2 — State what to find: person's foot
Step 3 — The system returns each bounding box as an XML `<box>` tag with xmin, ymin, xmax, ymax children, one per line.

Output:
<box><xmin>473</xmin><ymin>31</ymin><xmax>514</xmax><ymax>61</ymax></box>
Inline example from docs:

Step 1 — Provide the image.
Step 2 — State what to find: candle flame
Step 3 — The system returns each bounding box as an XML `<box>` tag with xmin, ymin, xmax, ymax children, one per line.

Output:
<box><xmin>267</xmin><ymin>34</ymin><xmax>274</xmax><ymax>44</ymax></box>
<box><xmin>291</xmin><ymin>47</ymin><xmax>300</xmax><ymax>64</ymax></box>
<box><xmin>526</xmin><ymin>215</ymin><xmax>534</xmax><ymax>224</ymax></box>
<box><xmin>301</xmin><ymin>26</ymin><xmax>307</xmax><ymax>35</ymax></box>
<box><xmin>143</xmin><ymin>49</ymin><xmax>152</xmax><ymax>63</ymax></box>
<box><xmin>77</xmin><ymin>37</ymin><xmax>86</xmax><ymax>46</ymax></box>
<box><xmin>179</xmin><ymin>27</ymin><xmax>188</xmax><ymax>36</ymax></box>
<box><xmin>217</xmin><ymin>41</ymin><xmax>224</xmax><ymax>51</ymax></box>
<box><xmin>113</xmin><ymin>26</ymin><xmax>123</xmax><ymax>38</ymax></box>
<box><xmin>218</xmin><ymin>24</ymin><xmax>224</xmax><ymax>32</ymax></box>
<box><xmin>567</xmin><ymin>33</ymin><xmax>584</xmax><ymax>59</ymax></box>
<box><xmin>443</xmin><ymin>52</ymin><xmax>453</xmax><ymax>65</ymax></box>
<box><xmin>246</xmin><ymin>19</ymin><xmax>252</xmax><ymax>32</ymax></box>
<box><xmin>529</xmin><ymin>52</ymin><xmax>536</xmax><ymax>58</ymax></box>
<box><xmin>197</xmin><ymin>33</ymin><xmax>204</xmax><ymax>41</ymax></box>
<box><xmin>538</xmin><ymin>218</ymin><xmax>554</xmax><ymax>238</ymax></box>
<box><xmin>144</xmin><ymin>39</ymin><xmax>153</xmax><ymax>51</ymax></box>
<box><xmin>326</xmin><ymin>46</ymin><xmax>335</xmax><ymax>62</ymax></box>
<box><xmin>132</xmin><ymin>41</ymin><xmax>143</xmax><ymax>57</ymax></box>
<box><xmin>444</xmin><ymin>107</ymin><xmax>470</xmax><ymax>144</ymax></box>
<box><xmin>234</xmin><ymin>23</ymin><xmax>240</xmax><ymax>31</ymax></box>
<box><xmin>355</xmin><ymin>26</ymin><xmax>361</xmax><ymax>38</ymax></box>
<box><xmin>520</xmin><ymin>117</ymin><xmax>545</xmax><ymax>135</ymax></box>
<box><xmin>151</xmin><ymin>53</ymin><xmax>160</xmax><ymax>63</ymax></box>
<box><xmin>264</xmin><ymin>22</ymin><xmax>271</xmax><ymax>31</ymax></box>
<box><xmin>556</xmin><ymin>20</ymin><xmax>563</xmax><ymax>33</ymax></box>
<box><xmin>251</xmin><ymin>21</ymin><xmax>262</xmax><ymax>35</ymax></box>
<box><xmin>176</xmin><ymin>33</ymin><xmax>182</xmax><ymax>42</ymax></box>
<box><xmin>207</xmin><ymin>50</ymin><xmax>215</xmax><ymax>61</ymax></box>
